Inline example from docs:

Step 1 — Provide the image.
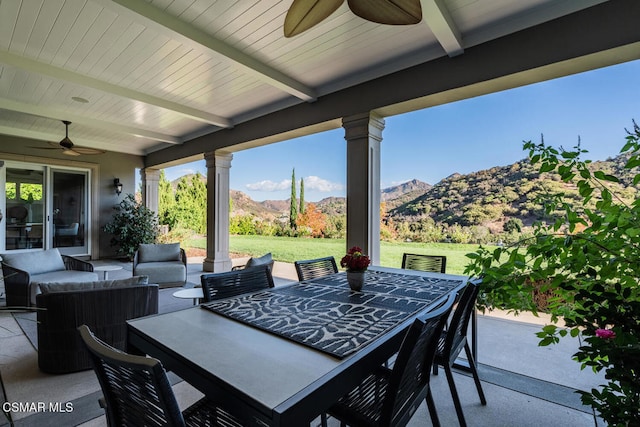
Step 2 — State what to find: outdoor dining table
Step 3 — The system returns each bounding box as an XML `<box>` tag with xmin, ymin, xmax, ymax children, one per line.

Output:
<box><xmin>127</xmin><ymin>266</ymin><xmax>470</xmax><ymax>426</ymax></box>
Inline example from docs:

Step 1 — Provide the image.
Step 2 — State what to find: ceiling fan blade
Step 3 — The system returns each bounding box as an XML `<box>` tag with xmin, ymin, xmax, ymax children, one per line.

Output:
<box><xmin>347</xmin><ymin>0</ymin><xmax>422</xmax><ymax>25</ymax></box>
<box><xmin>62</xmin><ymin>149</ymin><xmax>82</xmax><ymax>156</ymax></box>
<box><xmin>29</xmin><ymin>145</ymin><xmax>61</xmax><ymax>150</ymax></box>
<box><xmin>68</xmin><ymin>146</ymin><xmax>105</xmax><ymax>155</ymax></box>
<box><xmin>284</xmin><ymin>0</ymin><xmax>344</xmax><ymax>37</ymax></box>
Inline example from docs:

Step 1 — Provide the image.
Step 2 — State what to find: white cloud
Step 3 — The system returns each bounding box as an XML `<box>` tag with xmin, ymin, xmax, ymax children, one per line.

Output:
<box><xmin>246</xmin><ymin>179</ymin><xmax>291</xmax><ymax>191</ymax></box>
<box><xmin>245</xmin><ymin>176</ymin><xmax>344</xmax><ymax>193</ymax></box>
<box><xmin>303</xmin><ymin>176</ymin><xmax>344</xmax><ymax>192</ymax></box>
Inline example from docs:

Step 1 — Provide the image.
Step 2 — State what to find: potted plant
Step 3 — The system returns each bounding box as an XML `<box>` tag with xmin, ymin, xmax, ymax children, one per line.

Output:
<box><xmin>340</xmin><ymin>246</ymin><xmax>371</xmax><ymax>291</ymax></box>
<box><xmin>103</xmin><ymin>194</ymin><xmax>159</xmax><ymax>261</ymax></box>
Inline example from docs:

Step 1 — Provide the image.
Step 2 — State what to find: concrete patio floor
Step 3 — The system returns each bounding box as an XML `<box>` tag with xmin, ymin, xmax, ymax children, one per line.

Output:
<box><xmin>0</xmin><ymin>258</ymin><xmax>605</xmax><ymax>426</ymax></box>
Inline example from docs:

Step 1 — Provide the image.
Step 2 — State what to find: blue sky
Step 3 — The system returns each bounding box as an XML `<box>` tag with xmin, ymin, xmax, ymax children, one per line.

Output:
<box><xmin>164</xmin><ymin>59</ymin><xmax>640</xmax><ymax>202</ymax></box>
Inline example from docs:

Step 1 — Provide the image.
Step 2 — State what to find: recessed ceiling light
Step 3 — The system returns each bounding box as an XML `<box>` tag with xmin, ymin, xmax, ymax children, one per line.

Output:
<box><xmin>71</xmin><ymin>96</ymin><xmax>89</xmax><ymax>103</ymax></box>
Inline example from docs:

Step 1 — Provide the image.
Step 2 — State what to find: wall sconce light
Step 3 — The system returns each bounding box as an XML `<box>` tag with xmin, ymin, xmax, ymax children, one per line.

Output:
<box><xmin>114</xmin><ymin>178</ymin><xmax>123</xmax><ymax>196</ymax></box>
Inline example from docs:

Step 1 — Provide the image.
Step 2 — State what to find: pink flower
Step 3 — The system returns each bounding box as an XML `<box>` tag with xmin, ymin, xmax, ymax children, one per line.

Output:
<box><xmin>595</xmin><ymin>328</ymin><xmax>616</xmax><ymax>340</ymax></box>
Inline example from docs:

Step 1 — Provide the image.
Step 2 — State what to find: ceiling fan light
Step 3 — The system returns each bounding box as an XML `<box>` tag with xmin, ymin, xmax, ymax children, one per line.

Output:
<box><xmin>284</xmin><ymin>0</ymin><xmax>344</xmax><ymax>37</ymax></box>
<box><xmin>347</xmin><ymin>0</ymin><xmax>422</xmax><ymax>25</ymax></box>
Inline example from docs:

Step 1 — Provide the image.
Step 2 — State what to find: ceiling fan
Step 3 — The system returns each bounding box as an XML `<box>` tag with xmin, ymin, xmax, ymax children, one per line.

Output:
<box><xmin>33</xmin><ymin>120</ymin><xmax>105</xmax><ymax>156</ymax></box>
<box><xmin>284</xmin><ymin>0</ymin><xmax>422</xmax><ymax>38</ymax></box>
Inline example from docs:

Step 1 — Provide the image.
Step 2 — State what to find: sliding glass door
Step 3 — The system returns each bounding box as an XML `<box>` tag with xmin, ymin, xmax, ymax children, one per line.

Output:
<box><xmin>51</xmin><ymin>170</ymin><xmax>89</xmax><ymax>255</ymax></box>
<box><xmin>2</xmin><ymin>162</ymin><xmax>90</xmax><ymax>255</ymax></box>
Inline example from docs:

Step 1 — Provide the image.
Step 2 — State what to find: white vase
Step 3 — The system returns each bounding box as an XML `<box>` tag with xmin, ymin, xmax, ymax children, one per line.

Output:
<box><xmin>346</xmin><ymin>270</ymin><xmax>365</xmax><ymax>292</ymax></box>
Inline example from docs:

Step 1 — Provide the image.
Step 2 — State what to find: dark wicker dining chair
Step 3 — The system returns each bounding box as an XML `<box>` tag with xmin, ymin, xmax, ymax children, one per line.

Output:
<box><xmin>294</xmin><ymin>256</ymin><xmax>338</xmax><ymax>281</ymax></box>
<box><xmin>401</xmin><ymin>253</ymin><xmax>447</xmax><ymax>273</ymax></box>
<box><xmin>326</xmin><ymin>292</ymin><xmax>456</xmax><ymax>427</ymax></box>
<box><xmin>77</xmin><ymin>325</ymin><xmax>246</xmax><ymax>427</ymax></box>
<box><xmin>200</xmin><ymin>264</ymin><xmax>274</xmax><ymax>302</ymax></box>
<box><xmin>433</xmin><ymin>280</ymin><xmax>486</xmax><ymax>427</ymax></box>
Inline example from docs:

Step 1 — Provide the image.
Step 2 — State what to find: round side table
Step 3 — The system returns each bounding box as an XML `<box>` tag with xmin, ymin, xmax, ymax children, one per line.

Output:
<box><xmin>172</xmin><ymin>288</ymin><xmax>204</xmax><ymax>305</ymax></box>
<box><xmin>93</xmin><ymin>265</ymin><xmax>124</xmax><ymax>280</ymax></box>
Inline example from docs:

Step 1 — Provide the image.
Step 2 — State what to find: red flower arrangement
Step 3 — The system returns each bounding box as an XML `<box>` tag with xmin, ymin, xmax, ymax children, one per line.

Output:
<box><xmin>340</xmin><ymin>246</ymin><xmax>371</xmax><ymax>272</ymax></box>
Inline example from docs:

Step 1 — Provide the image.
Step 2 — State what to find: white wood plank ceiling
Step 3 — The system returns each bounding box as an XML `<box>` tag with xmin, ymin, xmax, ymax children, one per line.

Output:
<box><xmin>0</xmin><ymin>0</ymin><xmax>606</xmax><ymax>156</ymax></box>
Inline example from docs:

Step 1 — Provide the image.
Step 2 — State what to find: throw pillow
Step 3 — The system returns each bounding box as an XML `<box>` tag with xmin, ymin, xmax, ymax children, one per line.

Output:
<box><xmin>245</xmin><ymin>252</ymin><xmax>273</xmax><ymax>269</ymax></box>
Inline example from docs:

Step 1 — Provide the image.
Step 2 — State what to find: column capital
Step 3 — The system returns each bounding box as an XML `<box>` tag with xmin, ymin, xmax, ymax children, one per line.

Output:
<box><xmin>141</xmin><ymin>168</ymin><xmax>161</xmax><ymax>181</ymax></box>
<box><xmin>204</xmin><ymin>151</ymin><xmax>233</xmax><ymax>169</ymax></box>
<box><xmin>342</xmin><ymin>112</ymin><xmax>385</xmax><ymax>142</ymax></box>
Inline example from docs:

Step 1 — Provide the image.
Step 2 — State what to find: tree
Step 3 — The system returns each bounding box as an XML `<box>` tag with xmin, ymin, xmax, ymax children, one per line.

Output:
<box><xmin>299</xmin><ymin>177</ymin><xmax>305</xmax><ymax>215</ymax></box>
<box><xmin>290</xmin><ymin>168</ymin><xmax>297</xmax><ymax>229</ymax></box>
<box><xmin>465</xmin><ymin>124</ymin><xmax>640</xmax><ymax>424</ymax></box>
<box><xmin>174</xmin><ymin>173</ymin><xmax>207</xmax><ymax>234</ymax></box>
<box><xmin>103</xmin><ymin>193</ymin><xmax>158</xmax><ymax>260</ymax></box>
<box><xmin>158</xmin><ymin>170</ymin><xmax>176</xmax><ymax>227</ymax></box>
<box><xmin>296</xmin><ymin>203</ymin><xmax>326</xmax><ymax>237</ymax></box>
<box><xmin>503</xmin><ymin>217</ymin><xmax>523</xmax><ymax>233</ymax></box>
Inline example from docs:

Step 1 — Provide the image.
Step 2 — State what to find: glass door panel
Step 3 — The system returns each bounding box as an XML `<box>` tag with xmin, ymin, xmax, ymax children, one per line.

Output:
<box><xmin>52</xmin><ymin>170</ymin><xmax>88</xmax><ymax>255</ymax></box>
<box><xmin>5</xmin><ymin>168</ymin><xmax>45</xmax><ymax>250</ymax></box>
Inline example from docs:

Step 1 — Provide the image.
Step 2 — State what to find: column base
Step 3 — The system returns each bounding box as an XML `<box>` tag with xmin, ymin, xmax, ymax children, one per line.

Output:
<box><xmin>202</xmin><ymin>257</ymin><xmax>232</xmax><ymax>272</ymax></box>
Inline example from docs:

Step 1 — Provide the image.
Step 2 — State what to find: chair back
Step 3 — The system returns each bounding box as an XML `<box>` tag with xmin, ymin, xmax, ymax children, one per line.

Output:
<box><xmin>78</xmin><ymin>325</ymin><xmax>185</xmax><ymax>427</ymax></box>
<box><xmin>294</xmin><ymin>256</ymin><xmax>338</xmax><ymax>281</ymax></box>
<box><xmin>200</xmin><ymin>265</ymin><xmax>274</xmax><ymax>302</ymax></box>
<box><xmin>401</xmin><ymin>253</ymin><xmax>446</xmax><ymax>273</ymax></box>
<box><xmin>381</xmin><ymin>292</ymin><xmax>456</xmax><ymax>426</ymax></box>
<box><xmin>442</xmin><ymin>280</ymin><xmax>481</xmax><ymax>365</ymax></box>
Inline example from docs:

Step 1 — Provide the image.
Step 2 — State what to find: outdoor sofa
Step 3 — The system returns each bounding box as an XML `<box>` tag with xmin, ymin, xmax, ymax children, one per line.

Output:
<box><xmin>1</xmin><ymin>248</ymin><xmax>98</xmax><ymax>307</ymax></box>
<box><xmin>36</xmin><ymin>276</ymin><xmax>158</xmax><ymax>374</ymax></box>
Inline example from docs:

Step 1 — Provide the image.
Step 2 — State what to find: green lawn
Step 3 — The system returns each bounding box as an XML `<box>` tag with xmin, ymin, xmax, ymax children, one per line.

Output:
<box><xmin>186</xmin><ymin>235</ymin><xmax>488</xmax><ymax>275</ymax></box>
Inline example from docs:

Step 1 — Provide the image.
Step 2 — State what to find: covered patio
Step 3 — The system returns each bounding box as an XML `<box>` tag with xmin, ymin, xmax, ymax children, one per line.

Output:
<box><xmin>0</xmin><ymin>0</ymin><xmax>638</xmax><ymax>425</ymax></box>
<box><xmin>0</xmin><ymin>0</ymin><xmax>638</xmax><ymax>265</ymax></box>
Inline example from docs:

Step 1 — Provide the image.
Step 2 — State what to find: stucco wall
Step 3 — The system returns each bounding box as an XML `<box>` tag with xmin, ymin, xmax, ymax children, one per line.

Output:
<box><xmin>0</xmin><ymin>134</ymin><xmax>143</xmax><ymax>259</ymax></box>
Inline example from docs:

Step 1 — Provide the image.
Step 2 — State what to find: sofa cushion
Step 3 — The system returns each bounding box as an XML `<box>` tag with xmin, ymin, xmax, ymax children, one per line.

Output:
<box><xmin>2</xmin><ymin>248</ymin><xmax>66</xmax><ymax>275</ymax></box>
<box><xmin>31</xmin><ymin>270</ymin><xmax>100</xmax><ymax>304</ymax></box>
<box><xmin>134</xmin><ymin>261</ymin><xmax>186</xmax><ymax>284</ymax></box>
<box><xmin>38</xmin><ymin>275</ymin><xmax>149</xmax><ymax>294</ymax></box>
<box><xmin>245</xmin><ymin>252</ymin><xmax>273</xmax><ymax>269</ymax></box>
<box><xmin>138</xmin><ymin>243</ymin><xmax>181</xmax><ymax>263</ymax></box>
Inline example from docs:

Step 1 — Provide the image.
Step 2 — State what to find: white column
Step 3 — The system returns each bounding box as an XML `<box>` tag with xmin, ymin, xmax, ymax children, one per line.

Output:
<box><xmin>141</xmin><ymin>168</ymin><xmax>160</xmax><ymax>214</ymax></box>
<box><xmin>343</xmin><ymin>112</ymin><xmax>384</xmax><ymax>265</ymax></box>
<box><xmin>202</xmin><ymin>151</ymin><xmax>233</xmax><ymax>272</ymax></box>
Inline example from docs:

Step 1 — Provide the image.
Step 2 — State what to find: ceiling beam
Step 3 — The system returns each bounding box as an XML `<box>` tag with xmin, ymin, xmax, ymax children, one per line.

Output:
<box><xmin>0</xmin><ymin>50</ymin><xmax>232</xmax><ymax>128</ymax></box>
<box><xmin>421</xmin><ymin>0</ymin><xmax>463</xmax><ymax>57</ymax></box>
<box><xmin>0</xmin><ymin>98</ymin><xmax>180</xmax><ymax>144</ymax></box>
<box><xmin>0</xmin><ymin>125</ymin><xmax>145</xmax><ymax>155</ymax></box>
<box><xmin>95</xmin><ymin>0</ymin><xmax>317</xmax><ymax>102</ymax></box>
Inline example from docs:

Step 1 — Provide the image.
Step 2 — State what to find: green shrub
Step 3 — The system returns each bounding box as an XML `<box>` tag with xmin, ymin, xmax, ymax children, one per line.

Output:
<box><xmin>465</xmin><ymin>123</ymin><xmax>640</xmax><ymax>424</ymax></box>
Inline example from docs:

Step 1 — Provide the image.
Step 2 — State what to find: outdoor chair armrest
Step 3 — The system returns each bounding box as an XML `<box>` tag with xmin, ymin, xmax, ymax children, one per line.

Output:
<box><xmin>62</xmin><ymin>255</ymin><xmax>94</xmax><ymax>272</ymax></box>
<box><xmin>179</xmin><ymin>248</ymin><xmax>187</xmax><ymax>266</ymax></box>
<box><xmin>1</xmin><ymin>262</ymin><xmax>31</xmax><ymax>307</ymax></box>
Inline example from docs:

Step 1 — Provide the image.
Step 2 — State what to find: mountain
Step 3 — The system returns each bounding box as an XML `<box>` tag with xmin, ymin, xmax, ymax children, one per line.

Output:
<box><xmin>230</xmin><ymin>190</ymin><xmax>281</xmax><ymax>219</ymax></box>
<box><xmin>174</xmin><ymin>153</ymin><xmax>639</xmax><ymax>233</ymax></box>
<box><xmin>382</xmin><ymin>179</ymin><xmax>431</xmax><ymax>201</ymax></box>
<box><xmin>381</xmin><ymin>179</ymin><xmax>432</xmax><ymax>210</ymax></box>
<box><xmin>389</xmin><ymin>155</ymin><xmax>638</xmax><ymax>232</ymax></box>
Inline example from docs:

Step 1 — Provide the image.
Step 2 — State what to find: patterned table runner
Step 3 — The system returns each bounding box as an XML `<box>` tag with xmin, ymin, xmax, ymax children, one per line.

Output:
<box><xmin>201</xmin><ymin>269</ymin><xmax>464</xmax><ymax>358</ymax></box>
